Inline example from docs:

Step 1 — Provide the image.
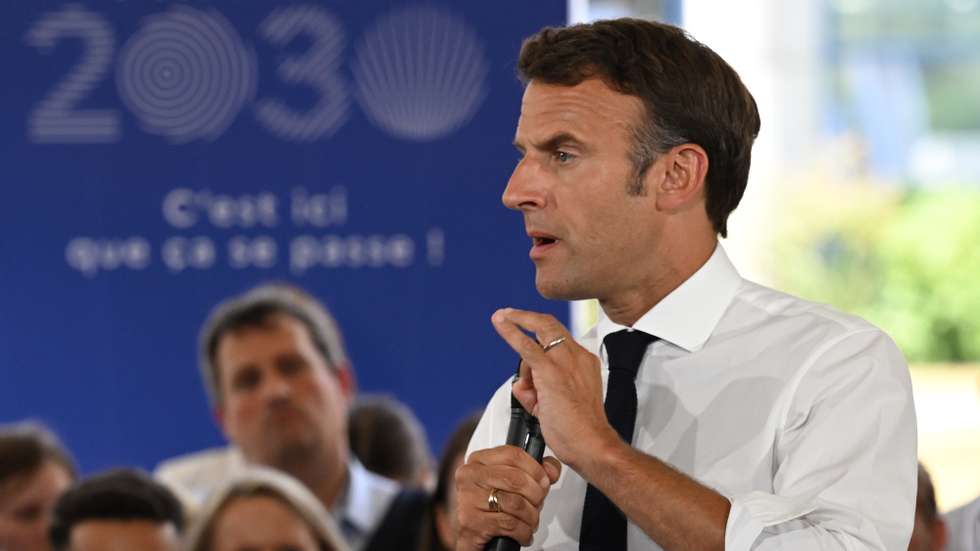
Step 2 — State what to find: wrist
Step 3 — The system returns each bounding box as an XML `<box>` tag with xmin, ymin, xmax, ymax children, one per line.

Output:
<box><xmin>568</xmin><ymin>425</ymin><xmax>630</xmax><ymax>479</ymax></box>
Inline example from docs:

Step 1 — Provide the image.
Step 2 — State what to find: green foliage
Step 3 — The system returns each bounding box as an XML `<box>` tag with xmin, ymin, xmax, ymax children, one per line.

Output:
<box><xmin>926</xmin><ymin>62</ymin><xmax>980</xmax><ymax>131</ymax></box>
<box><xmin>771</xmin><ymin>184</ymin><xmax>980</xmax><ymax>362</ymax></box>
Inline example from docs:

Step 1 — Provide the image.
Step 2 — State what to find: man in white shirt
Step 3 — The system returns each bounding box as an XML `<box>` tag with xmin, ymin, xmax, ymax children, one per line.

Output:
<box><xmin>945</xmin><ymin>493</ymin><xmax>980</xmax><ymax>551</ymax></box>
<box><xmin>455</xmin><ymin>18</ymin><xmax>917</xmax><ymax>551</ymax></box>
<box><xmin>156</xmin><ymin>284</ymin><xmax>423</xmax><ymax>551</ymax></box>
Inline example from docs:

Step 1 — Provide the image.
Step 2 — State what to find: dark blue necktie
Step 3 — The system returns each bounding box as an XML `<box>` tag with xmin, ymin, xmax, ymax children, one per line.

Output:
<box><xmin>579</xmin><ymin>329</ymin><xmax>656</xmax><ymax>551</ymax></box>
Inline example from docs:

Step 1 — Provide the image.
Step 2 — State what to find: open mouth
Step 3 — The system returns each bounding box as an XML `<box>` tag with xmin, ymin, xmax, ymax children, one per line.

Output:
<box><xmin>529</xmin><ymin>234</ymin><xmax>560</xmax><ymax>259</ymax></box>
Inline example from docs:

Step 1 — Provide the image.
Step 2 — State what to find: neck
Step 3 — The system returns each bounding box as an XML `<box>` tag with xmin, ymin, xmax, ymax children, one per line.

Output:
<box><xmin>276</xmin><ymin>446</ymin><xmax>349</xmax><ymax>511</ymax></box>
<box><xmin>599</xmin><ymin>235</ymin><xmax>717</xmax><ymax>327</ymax></box>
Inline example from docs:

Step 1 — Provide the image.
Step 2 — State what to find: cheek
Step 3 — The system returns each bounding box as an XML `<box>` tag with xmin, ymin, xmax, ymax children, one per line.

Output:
<box><xmin>222</xmin><ymin>397</ymin><xmax>260</xmax><ymax>433</ymax></box>
<box><xmin>447</xmin><ymin>491</ymin><xmax>459</xmax><ymax>529</ymax></box>
<box><xmin>307</xmin><ymin>374</ymin><xmax>348</xmax><ymax>414</ymax></box>
<box><xmin>565</xmin><ymin>195</ymin><xmax>621</xmax><ymax>241</ymax></box>
<box><xmin>28</xmin><ymin>519</ymin><xmax>48</xmax><ymax>541</ymax></box>
<box><xmin>0</xmin><ymin>519</ymin><xmax>43</xmax><ymax>547</ymax></box>
<box><xmin>446</xmin><ymin>458</ymin><xmax>465</xmax><ymax>517</ymax></box>
<box><xmin>0</xmin><ymin>517</ymin><xmax>22</xmax><ymax>538</ymax></box>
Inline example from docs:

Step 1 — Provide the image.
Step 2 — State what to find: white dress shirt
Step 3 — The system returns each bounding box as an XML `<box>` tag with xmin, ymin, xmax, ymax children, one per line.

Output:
<box><xmin>155</xmin><ymin>445</ymin><xmax>247</xmax><ymax>509</ymax></box>
<box><xmin>944</xmin><ymin>495</ymin><xmax>980</xmax><ymax>551</ymax></box>
<box><xmin>467</xmin><ymin>244</ymin><xmax>917</xmax><ymax>550</ymax></box>
<box><xmin>333</xmin><ymin>459</ymin><xmax>401</xmax><ymax>550</ymax></box>
<box><xmin>155</xmin><ymin>446</ymin><xmax>398</xmax><ymax>550</ymax></box>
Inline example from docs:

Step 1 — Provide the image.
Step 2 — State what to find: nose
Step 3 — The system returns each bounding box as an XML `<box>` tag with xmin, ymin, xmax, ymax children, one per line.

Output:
<box><xmin>260</xmin><ymin>372</ymin><xmax>292</xmax><ymax>404</ymax></box>
<box><xmin>502</xmin><ymin>157</ymin><xmax>545</xmax><ymax>211</ymax></box>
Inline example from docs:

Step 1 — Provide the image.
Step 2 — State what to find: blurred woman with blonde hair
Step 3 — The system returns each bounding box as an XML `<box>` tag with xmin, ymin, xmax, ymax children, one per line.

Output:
<box><xmin>183</xmin><ymin>467</ymin><xmax>348</xmax><ymax>551</ymax></box>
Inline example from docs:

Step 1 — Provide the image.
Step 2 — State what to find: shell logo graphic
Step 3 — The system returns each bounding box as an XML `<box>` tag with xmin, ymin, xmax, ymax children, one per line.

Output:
<box><xmin>352</xmin><ymin>5</ymin><xmax>489</xmax><ymax>142</ymax></box>
<box><xmin>116</xmin><ymin>6</ymin><xmax>256</xmax><ymax>143</ymax></box>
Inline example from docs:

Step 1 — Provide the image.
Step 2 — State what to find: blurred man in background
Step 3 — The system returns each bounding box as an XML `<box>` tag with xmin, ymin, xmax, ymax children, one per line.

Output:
<box><xmin>0</xmin><ymin>422</ymin><xmax>75</xmax><ymax>551</ymax></box>
<box><xmin>909</xmin><ymin>463</ymin><xmax>946</xmax><ymax>551</ymax></box>
<box><xmin>348</xmin><ymin>394</ymin><xmax>433</xmax><ymax>489</ymax></box>
<box><xmin>944</xmin><ymin>487</ymin><xmax>979</xmax><ymax>551</ymax></box>
<box><xmin>49</xmin><ymin>469</ymin><xmax>182</xmax><ymax>551</ymax></box>
<box><xmin>156</xmin><ymin>283</ymin><xmax>425</xmax><ymax>550</ymax></box>
<box><xmin>415</xmin><ymin>413</ymin><xmax>480</xmax><ymax>551</ymax></box>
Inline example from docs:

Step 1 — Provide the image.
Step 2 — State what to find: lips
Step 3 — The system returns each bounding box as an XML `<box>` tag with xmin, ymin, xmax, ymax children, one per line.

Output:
<box><xmin>265</xmin><ymin>404</ymin><xmax>307</xmax><ymax>425</ymax></box>
<box><xmin>528</xmin><ymin>231</ymin><xmax>560</xmax><ymax>259</ymax></box>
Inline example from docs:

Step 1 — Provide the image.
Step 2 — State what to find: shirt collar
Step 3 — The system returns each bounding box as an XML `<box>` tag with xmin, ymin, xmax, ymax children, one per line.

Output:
<box><xmin>333</xmin><ymin>459</ymin><xmax>397</xmax><ymax>537</ymax></box>
<box><xmin>596</xmin><ymin>243</ymin><xmax>741</xmax><ymax>353</ymax></box>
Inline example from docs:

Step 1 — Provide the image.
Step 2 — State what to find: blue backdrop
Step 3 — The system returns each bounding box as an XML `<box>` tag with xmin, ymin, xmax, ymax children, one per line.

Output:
<box><xmin>0</xmin><ymin>1</ymin><xmax>567</xmax><ymax>473</ymax></box>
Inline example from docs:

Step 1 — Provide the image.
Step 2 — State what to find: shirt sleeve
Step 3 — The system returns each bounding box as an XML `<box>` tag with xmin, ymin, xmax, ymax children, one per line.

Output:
<box><xmin>725</xmin><ymin>329</ymin><xmax>917</xmax><ymax>551</ymax></box>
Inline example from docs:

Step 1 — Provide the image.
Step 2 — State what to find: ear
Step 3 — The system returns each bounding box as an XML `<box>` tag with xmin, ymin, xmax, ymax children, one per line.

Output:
<box><xmin>334</xmin><ymin>360</ymin><xmax>357</xmax><ymax>400</ymax></box>
<box><xmin>654</xmin><ymin>143</ymin><xmax>708</xmax><ymax>213</ymax></box>
<box><xmin>213</xmin><ymin>405</ymin><xmax>229</xmax><ymax>436</ymax></box>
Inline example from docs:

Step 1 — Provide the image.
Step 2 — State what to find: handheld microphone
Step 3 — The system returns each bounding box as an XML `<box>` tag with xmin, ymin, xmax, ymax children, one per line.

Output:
<box><xmin>484</xmin><ymin>363</ymin><xmax>546</xmax><ymax>551</ymax></box>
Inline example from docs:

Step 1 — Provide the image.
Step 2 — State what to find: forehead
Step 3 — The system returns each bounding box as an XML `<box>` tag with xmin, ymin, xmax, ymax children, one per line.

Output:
<box><xmin>215</xmin><ymin>495</ymin><xmax>316</xmax><ymax>539</ymax></box>
<box><xmin>219</xmin><ymin>315</ymin><xmax>310</xmax><ymax>350</ymax></box>
<box><xmin>215</xmin><ymin>314</ymin><xmax>320</xmax><ymax>369</ymax></box>
<box><xmin>0</xmin><ymin>460</ymin><xmax>72</xmax><ymax>504</ymax></box>
<box><xmin>70</xmin><ymin>520</ymin><xmax>178</xmax><ymax>551</ymax></box>
<box><xmin>222</xmin><ymin>494</ymin><xmax>294</xmax><ymax>517</ymax></box>
<box><xmin>515</xmin><ymin>78</ymin><xmax>644</xmax><ymax>144</ymax></box>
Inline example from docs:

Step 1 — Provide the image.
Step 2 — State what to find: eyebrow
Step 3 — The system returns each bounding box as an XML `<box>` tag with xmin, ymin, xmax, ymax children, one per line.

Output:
<box><xmin>513</xmin><ymin>132</ymin><xmax>587</xmax><ymax>154</ymax></box>
<box><xmin>230</xmin><ymin>362</ymin><xmax>258</xmax><ymax>376</ymax></box>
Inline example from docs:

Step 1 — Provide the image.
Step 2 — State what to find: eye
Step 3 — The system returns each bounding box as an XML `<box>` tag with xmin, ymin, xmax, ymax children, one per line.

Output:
<box><xmin>553</xmin><ymin>150</ymin><xmax>574</xmax><ymax>163</ymax></box>
<box><xmin>278</xmin><ymin>355</ymin><xmax>308</xmax><ymax>377</ymax></box>
<box><xmin>12</xmin><ymin>504</ymin><xmax>43</xmax><ymax>522</ymax></box>
<box><xmin>231</xmin><ymin>368</ymin><xmax>261</xmax><ymax>392</ymax></box>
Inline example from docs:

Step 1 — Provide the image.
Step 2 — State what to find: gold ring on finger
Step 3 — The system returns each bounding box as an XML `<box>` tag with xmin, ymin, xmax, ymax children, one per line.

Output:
<box><xmin>542</xmin><ymin>336</ymin><xmax>567</xmax><ymax>352</ymax></box>
<box><xmin>487</xmin><ymin>487</ymin><xmax>502</xmax><ymax>513</ymax></box>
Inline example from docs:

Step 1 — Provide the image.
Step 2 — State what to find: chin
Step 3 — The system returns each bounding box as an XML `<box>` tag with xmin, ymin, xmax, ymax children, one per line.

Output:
<box><xmin>271</xmin><ymin>439</ymin><xmax>320</xmax><ymax>468</ymax></box>
<box><xmin>535</xmin><ymin>275</ymin><xmax>591</xmax><ymax>301</ymax></box>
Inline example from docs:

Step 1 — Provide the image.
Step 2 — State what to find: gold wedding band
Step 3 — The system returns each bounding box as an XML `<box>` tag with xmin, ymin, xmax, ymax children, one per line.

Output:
<box><xmin>542</xmin><ymin>336</ymin><xmax>567</xmax><ymax>352</ymax></box>
<box><xmin>488</xmin><ymin>487</ymin><xmax>502</xmax><ymax>513</ymax></box>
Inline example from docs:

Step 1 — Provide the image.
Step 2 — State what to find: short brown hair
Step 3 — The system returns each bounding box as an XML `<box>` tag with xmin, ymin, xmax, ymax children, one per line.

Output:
<box><xmin>0</xmin><ymin>421</ymin><xmax>76</xmax><ymax>488</ymax></box>
<box><xmin>49</xmin><ymin>469</ymin><xmax>184</xmax><ymax>551</ymax></box>
<box><xmin>517</xmin><ymin>18</ymin><xmax>760</xmax><ymax>237</ymax></box>
<box><xmin>199</xmin><ymin>284</ymin><xmax>349</xmax><ymax>407</ymax></box>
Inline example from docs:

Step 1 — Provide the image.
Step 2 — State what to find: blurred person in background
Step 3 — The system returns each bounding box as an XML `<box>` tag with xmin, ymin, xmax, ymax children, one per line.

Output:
<box><xmin>183</xmin><ymin>467</ymin><xmax>348</xmax><ymax>551</ymax></box>
<box><xmin>348</xmin><ymin>394</ymin><xmax>433</xmax><ymax>489</ymax></box>
<box><xmin>0</xmin><ymin>421</ymin><xmax>76</xmax><ymax>551</ymax></box>
<box><xmin>156</xmin><ymin>283</ymin><xmax>425</xmax><ymax>551</ymax></box>
<box><xmin>49</xmin><ymin>468</ymin><xmax>182</xmax><ymax>551</ymax></box>
<box><xmin>415</xmin><ymin>413</ymin><xmax>480</xmax><ymax>551</ymax></box>
<box><xmin>944</xmin><ymin>486</ymin><xmax>979</xmax><ymax>551</ymax></box>
<box><xmin>909</xmin><ymin>463</ymin><xmax>946</xmax><ymax>551</ymax></box>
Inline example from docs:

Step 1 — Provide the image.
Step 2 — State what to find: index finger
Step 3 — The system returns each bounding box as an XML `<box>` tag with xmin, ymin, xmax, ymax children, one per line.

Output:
<box><xmin>491</xmin><ymin>308</ymin><xmax>570</xmax><ymax>361</ymax></box>
<box><xmin>495</xmin><ymin>308</ymin><xmax>571</xmax><ymax>344</ymax></box>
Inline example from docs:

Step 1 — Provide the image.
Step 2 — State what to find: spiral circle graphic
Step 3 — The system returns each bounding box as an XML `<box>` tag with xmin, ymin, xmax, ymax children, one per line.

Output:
<box><xmin>352</xmin><ymin>5</ymin><xmax>488</xmax><ymax>141</ymax></box>
<box><xmin>116</xmin><ymin>6</ymin><xmax>256</xmax><ymax>143</ymax></box>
